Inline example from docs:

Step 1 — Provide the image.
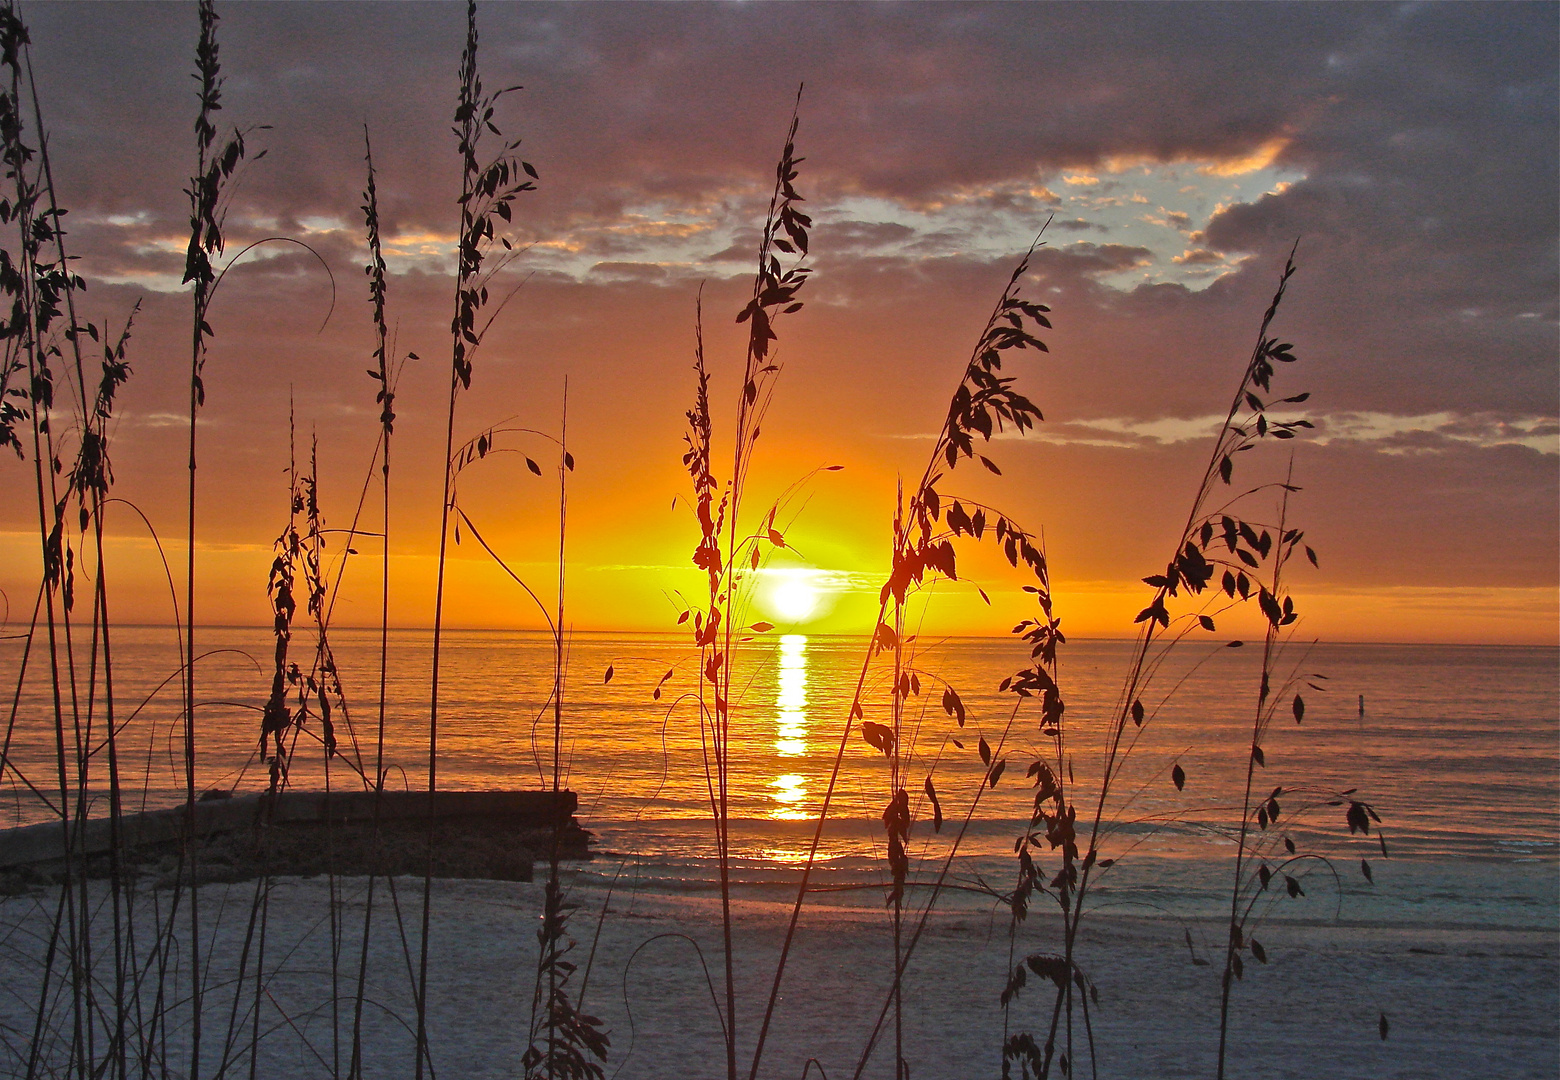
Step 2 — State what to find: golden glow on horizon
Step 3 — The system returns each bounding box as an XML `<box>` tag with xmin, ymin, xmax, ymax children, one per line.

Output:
<box><xmin>0</xmin><ymin>532</ymin><xmax>1551</xmax><ymax>646</ymax></box>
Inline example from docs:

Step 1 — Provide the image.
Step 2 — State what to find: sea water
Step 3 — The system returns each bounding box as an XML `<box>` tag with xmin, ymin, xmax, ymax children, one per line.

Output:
<box><xmin>1</xmin><ymin>627</ymin><xmax>1553</xmax><ymax>933</ymax></box>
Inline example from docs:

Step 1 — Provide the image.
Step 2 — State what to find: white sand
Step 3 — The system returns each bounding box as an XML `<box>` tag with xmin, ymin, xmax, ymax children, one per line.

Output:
<box><xmin>0</xmin><ymin>875</ymin><xmax>1555</xmax><ymax>1078</ymax></box>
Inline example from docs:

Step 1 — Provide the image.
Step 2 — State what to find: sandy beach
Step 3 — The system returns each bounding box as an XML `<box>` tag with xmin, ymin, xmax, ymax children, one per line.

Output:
<box><xmin>2</xmin><ymin>873</ymin><xmax>1553</xmax><ymax>1079</ymax></box>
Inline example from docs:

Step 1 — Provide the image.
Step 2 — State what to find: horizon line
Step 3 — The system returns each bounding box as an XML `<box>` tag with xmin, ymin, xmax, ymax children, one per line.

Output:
<box><xmin>29</xmin><ymin>622</ymin><xmax>1557</xmax><ymax>649</ymax></box>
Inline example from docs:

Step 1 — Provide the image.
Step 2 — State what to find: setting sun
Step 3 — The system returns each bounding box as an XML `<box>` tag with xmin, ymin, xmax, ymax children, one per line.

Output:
<box><xmin>764</xmin><ymin>574</ymin><xmax>823</xmax><ymax>624</ymax></box>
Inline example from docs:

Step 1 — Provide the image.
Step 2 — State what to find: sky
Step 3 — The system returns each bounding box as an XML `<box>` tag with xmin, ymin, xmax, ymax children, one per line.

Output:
<box><xmin>0</xmin><ymin>0</ymin><xmax>1555</xmax><ymax>644</ymax></box>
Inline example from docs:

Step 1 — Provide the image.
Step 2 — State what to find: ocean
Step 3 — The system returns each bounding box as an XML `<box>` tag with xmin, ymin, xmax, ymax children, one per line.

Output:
<box><xmin>2</xmin><ymin>627</ymin><xmax>1554</xmax><ymax>931</ymax></box>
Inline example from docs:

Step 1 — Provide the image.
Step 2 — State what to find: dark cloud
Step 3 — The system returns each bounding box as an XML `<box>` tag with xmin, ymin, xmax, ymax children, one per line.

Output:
<box><xmin>1051</xmin><ymin>218</ymin><xmax>1106</xmax><ymax>233</ymax></box>
<box><xmin>1044</xmin><ymin>243</ymin><xmax>1155</xmax><ymax>276</ymax></box>
<box><xmin>585</xmin><ymin>261</ymin><xmax>675</xmax><ymax>284</ymax></box>
<box><xmin>823</xmin><ymin>220</ymin><xmax>917</xmax><ymax>251</ymax></box>
<box><xmin>27</xmin><ymin>4</ymin><xmax>1549</xmax><ymax>344</ymax></box>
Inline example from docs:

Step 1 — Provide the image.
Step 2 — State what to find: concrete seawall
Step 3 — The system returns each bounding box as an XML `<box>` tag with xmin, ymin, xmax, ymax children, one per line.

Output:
<box><xmin>0</xmin><ymin>790</ymin><xmax>581</xmax><ymax>879</ymax></box>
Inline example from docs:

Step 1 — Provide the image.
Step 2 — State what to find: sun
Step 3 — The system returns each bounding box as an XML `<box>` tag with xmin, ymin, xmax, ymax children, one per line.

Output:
<box><xmin>767</xmin><ymin>575</ymin><xmax>821</xmax><ymax>623</ymax></box>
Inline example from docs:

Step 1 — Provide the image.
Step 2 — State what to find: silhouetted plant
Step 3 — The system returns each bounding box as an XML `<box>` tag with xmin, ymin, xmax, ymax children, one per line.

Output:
<box><xmin>260</xmin><ymin>423</ymin><xmax>302</xmax><ymax>797</ymax></box>
<box><xmin>439</xmin><ymin>397</ymin><xmax>608</xmax><ymax>1080</ymax></box>
<box><xmin>1210</xmin><ymin>464</ymin><xmax>1387</xmax><ymax>1078</ymax></box>
<box><xmin>347</xmin><ymin>121</ymin><xmax>415</xmax><ymax>1080</ymax></box>
<box><xmin>178</xmin><ymin>3</ymin><xmax>256</xmax><ymax>1065</ymax></box>
<box><xmin>418</xmin><ymin>1</ymin><xmax>539</xmax><ymax>1074</ymax></box>
<box><xmin>64</xmin><ymin>305</ymin><xmax>138</xmax><ymax>1080</ymax></box>
<box><xmin>748</xmin><ymin>239</ymin><xmax>1054</xmax><ymax>1080</ymax></box>
<box><xmin>524</xmin><ymin>878</ymin><xmax>610</xmax><ymax>1080</ymax></box>
<box><xmin>990</xmin><ymin>250</ymin><xmax>1388</xmax><ymax>1080</ymax></box>
<box><xmin>676</xmin><ymin>89</ymin><xmax>810</xmax><ymax>1080</ymax></box>
<box><xmin>524</xmin><ymin>398</ymin><xmax>612</xmax><ymax>1080</ymax></box>
<box><xmin>0</xmin><ymin>4</ymin><xmax>26</xmax><ymax>460</ymax></box>
<box><xmin>0</xmin><ymin>3</ymin><xmax>113</xmax><ymax>1070</ymax></box>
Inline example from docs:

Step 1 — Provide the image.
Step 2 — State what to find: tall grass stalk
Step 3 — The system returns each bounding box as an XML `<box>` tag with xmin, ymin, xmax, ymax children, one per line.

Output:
<box><xmin>1213</xmin><ymin>464</ymin><xmax>1298</xmax><ymax>1079</ymax></box>
<box><xmin>0</xmin><ymin>4</ymin><xmax>112</xmax><ymax>1068</ymax></box>
<box><xmin>677</xmin><ymin>92</ymin><xmax>810</xmax><ymax>1080</ymax></box>
<box><xmin>27</xmin><ymin>17</ymin><xmax>116</xmax><ymax>1030</ymax></box>
<box><xmin>210</xmin><ymin>416</ymin><xmax>302</xmax><ymax>1080</ymax></box>
<box><xmin>522</xmin><ymin>384</ymin><xmax>610</xmax><ymax>1080</ymax></box>
<box><xmin>852</xmin><ymin>251</ymin><xmax>1055</xmax><ymax>1080</ymax></box>
<box><xmin>348</xmin><ymin>122</ymin><xmax>400</xmax><ymax>1080</ymax></box>
<box><xmin>997</xmin><ymin>250</ymin><xmax>1337</xmax><ymax>1080</ymax></box>
<box><xmin>2</xmin><ymin>6</ymin><xmax>156</xmax><ymax>1070</ymax></box>
<box><xmin>553</xmin><ymin>387</ymin><xmax>567</xmax><ymax>795</ymax></box>
<box><xmin>888</xmin><ymin>483</ymin><xmax>906</xmax><ymax>1079</ymax></box>
<box><xmin>440</xmin><ymin>411</ymin><xmax>597</xmax><ymax>1080</ymax></box>
<box><xmin>418</xmin><ymin>2</ymin><xmax>536</xmax><ymax>1072</ymax></box>
<box><xmin>68</xmin><ymin>310</ymin><xmax>137</xmax><ymax>1080</ymax></box>
<box><xmin>1208</xmin><ymin>455</ymin><xmax>1385</xmax><ymax>1073</ymax></box>
<box><xmin>180</xmin><ymin>4</ymin><xmax>253</xmax><ymax>1069</ymax></box>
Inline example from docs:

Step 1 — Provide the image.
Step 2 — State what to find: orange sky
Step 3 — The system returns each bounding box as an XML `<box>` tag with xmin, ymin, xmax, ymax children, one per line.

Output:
<box><xmin>0</xmin><ymin>2</ymin><xmax>1555</xmax><ymax>647</ymax></box>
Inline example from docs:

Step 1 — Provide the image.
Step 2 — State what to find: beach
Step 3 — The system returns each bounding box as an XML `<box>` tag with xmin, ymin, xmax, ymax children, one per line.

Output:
<box><xmin>1</xmin><ymin>873</ymin><xmax>1554</xmax><ymax>1078</ymax></box>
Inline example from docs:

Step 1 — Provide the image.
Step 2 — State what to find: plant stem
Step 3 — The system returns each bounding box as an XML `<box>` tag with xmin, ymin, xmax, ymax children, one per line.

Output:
<box><xmin>1215</xmin><ymin>461</ymin><xmax>1294</xmax><ymax>1078</ymax></box>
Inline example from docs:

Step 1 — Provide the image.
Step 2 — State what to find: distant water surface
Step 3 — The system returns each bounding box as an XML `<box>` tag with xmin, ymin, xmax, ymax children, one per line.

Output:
<box><xmin>1</xmin><ymin>628</ymin><xmax>1554</xmax><ymax>929</ymax></box>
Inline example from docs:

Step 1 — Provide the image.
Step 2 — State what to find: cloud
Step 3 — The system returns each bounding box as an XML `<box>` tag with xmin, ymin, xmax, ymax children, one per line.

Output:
<box><xmin>24</xmin><ymin>5</ymin><xmax>1553</xmax><ymax>328</ymax></box>
<box><xmin>1312</xmin><ymin>411</ymin><xmax>1559</xmax><ymax>455</ymax></box>
<box><xmin>1198</xmin><ymin>137</ymin><xmax>1291</xmax><ymax>177</ymax></box>
<box><xmin>823</xmin><ymin>220</ymin><xmax>917</xmax><ymax>251</ymax></box>
<box><xmin>1051</xmin><ymin>218</ymin><xmax>1105</xmax><ymax>233</ymax></box>
<box><xmin>1043</xmin><ymin>242</ymin><xmax>1154</xmax><ymax>276</ymax></box>
<box><xmin>1171</xmin><ymin>248</ymin><xmax>1225</xmax><ymax>266</ymax></box>
<box><xmin>1030</xmin><ymin>410</ymin><xmax>1559</xmax><ymax>454</ymax></box>
<box><xmin>584</xmin><ymin>261</ymin><xmax>678</xmax><ymax>283</ymax></box>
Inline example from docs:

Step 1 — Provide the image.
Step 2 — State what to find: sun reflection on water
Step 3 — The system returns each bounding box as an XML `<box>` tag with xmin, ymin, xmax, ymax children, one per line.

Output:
<box><xmin>768</xmin><ymin>774</ymin><xmax>808</xmax><ymax>820</ymax></box>
<box><xmin>775</xmin><ymin>635</ymin><xmax>808</xmax><ymax>756</ymax></box>
<box><xmin>770</xmin><ymin>635</ymin><xmax>810</xmax><ymax>819</ymax></box>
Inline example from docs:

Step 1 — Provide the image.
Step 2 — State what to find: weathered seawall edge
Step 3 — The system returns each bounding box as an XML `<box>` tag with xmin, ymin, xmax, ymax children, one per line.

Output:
<box><xmin>0</xmin><ymin>789</ymin><xmax>581</xmax><ymax>871</ymax></box>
